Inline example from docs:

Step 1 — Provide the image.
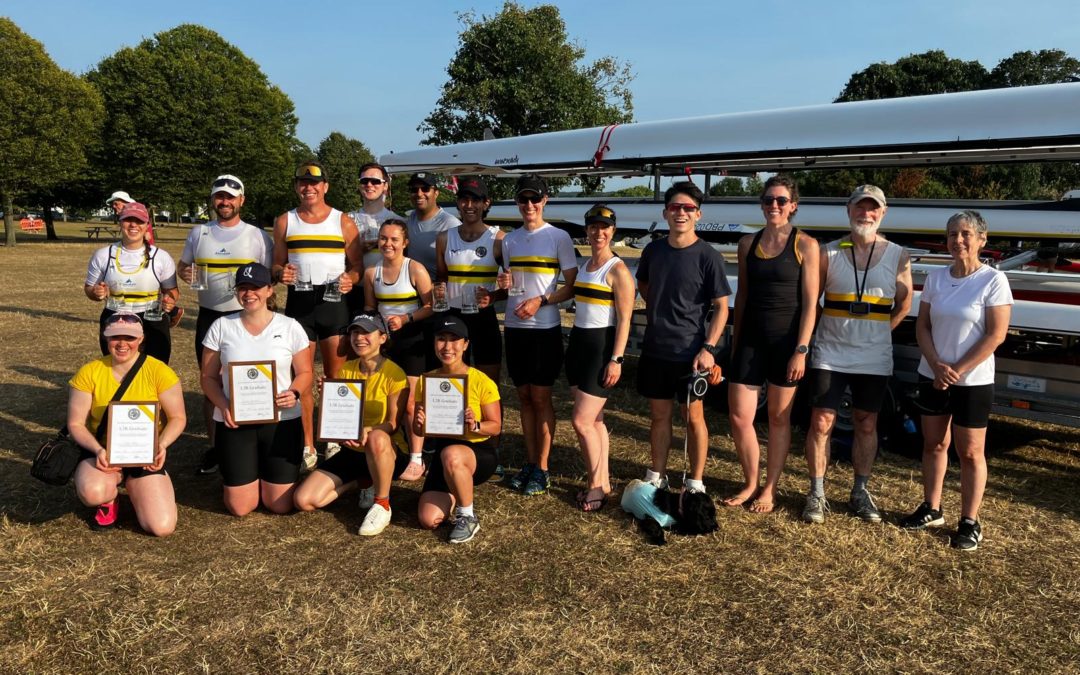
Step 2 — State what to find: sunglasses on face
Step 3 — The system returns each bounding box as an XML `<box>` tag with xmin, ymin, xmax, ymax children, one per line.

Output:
<box><xmin>360</xmin><ymin>177</ymin><xmax>386</xmax><ymax>186</ymax></box>
<box><xmin>212</xmin><ymin>178</ymin><xmax>242</xmax><ymax>192</ymax></box>
<box><xmin>516</xmin><ymin>194</ymin><xmax>544</xmax><ymax>205</ymax></box>
<box><xmin>760</xmin><ymin>196</ymin><xmax>792</xmax><ymax>206</ymax></box>
<box><xmin>666</xmin><ymin>203</ymin><xmax>699</xmax><ymax>213</ymax></box>
<box><xmin>409</xmin><ymin>185</ymin><xmax>435</xmax><ymax>193</ymax></box>
<box><xmin>294</xmin><ymin>165</ymin><xmax>325</xmax><ymax>180</ymax></box>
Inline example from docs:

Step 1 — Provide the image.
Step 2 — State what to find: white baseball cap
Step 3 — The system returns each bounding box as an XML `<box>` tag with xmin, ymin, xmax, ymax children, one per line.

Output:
<box><xmin>106</xmin><ymin>191</ymin><xmax>134</xmax><ymax>205</ymax></box>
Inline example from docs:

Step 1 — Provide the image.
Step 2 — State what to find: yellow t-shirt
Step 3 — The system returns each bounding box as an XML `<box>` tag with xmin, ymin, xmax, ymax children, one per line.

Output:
<box><xmin>68</xmin><ymin>356</ymin><xmax>180</xmax><ymax>435</ymax></box>
<box><xmin>335</xmin><ymin>357</ymin><xmax>408</xmax><ymax>448</ymax></box>
<box><xmin>414</xmin><ymin>366</ymin><xmax>500</xmax><ymax>442</ymax></box>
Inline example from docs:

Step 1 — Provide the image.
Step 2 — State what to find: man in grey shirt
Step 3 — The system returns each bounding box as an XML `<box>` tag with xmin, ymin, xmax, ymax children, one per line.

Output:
<box><xmin>405</xmin><ymin>172</ymin><xmax>461</xmax><ymax>279</ymax></box>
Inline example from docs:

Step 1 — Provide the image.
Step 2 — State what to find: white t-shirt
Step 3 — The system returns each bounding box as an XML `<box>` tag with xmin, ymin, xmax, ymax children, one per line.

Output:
<box><xmin>202</xmin><ymin>313</ymin><xmax>310</xmax><ymax>421</ymax></box>
<box><xmin>502</xmin><ymin>222</ymin><xmax>578</xmax><ymax>329</ymax></box>
<box><xmin>180</xmin><ymin>220</ymin><xmax>273</xmax><ymax>312</ymax></box>
<box><xmin>350</xmin><ymin>206</ymin><xmax>401</xmax><ymax>270</ymax></box>
<box><xmin>917</xmin><ymin>265</ymin><xmax>1013</xmax><ymax>386</ymax></box>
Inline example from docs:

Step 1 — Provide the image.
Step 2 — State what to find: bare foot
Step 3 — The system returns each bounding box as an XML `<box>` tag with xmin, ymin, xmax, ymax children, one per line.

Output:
<box><xmin>749</xmin><ymin>487</ymin><xmax>777</xmax><ymax>514</ymax></box>
<box><xmin>722</xmin><ymin>486</ymin><xmax>760</xmax><ymax>508</ymax></box>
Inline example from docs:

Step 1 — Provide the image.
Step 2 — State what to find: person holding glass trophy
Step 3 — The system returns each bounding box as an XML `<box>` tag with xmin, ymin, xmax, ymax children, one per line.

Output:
<box><xmin>413</xmin><ymin>316</ymin><xmax>502</xmax><ymax>544</ymax></box>
<box><xmin>271</xmin><ymin>162</ymin><xmax>364</xmax><ymax>470</ymax></box>
<box><xmin>68</xmin><ymin>312</ymin><xmax>187</xmax><ymax>536</ymax></box>
<box><xmin>83</xmin><ymin>202</ymin><xmax>179</xmax><ymax>364</ymax></box>
<box><xmin>434</xmin><ymin>177</ymin><xmax>506</xmax><ymax>384</ymax></box>
<box><xmin>362</xmin><ymin>219</ymin><xmax>434</xmax><ymax>482</ymax></box>
<box><xmin>348</xmin><ymin>162</ymin><xmax>402</xmax><ymax>314</ymax></box>
<box><xmin>178</xmin><ymin>174</ymin><xmax>273</xmax><ymax>476</ymax></box>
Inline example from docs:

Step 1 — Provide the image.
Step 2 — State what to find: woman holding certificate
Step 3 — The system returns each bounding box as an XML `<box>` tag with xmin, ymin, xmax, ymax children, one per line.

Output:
<box><xmin>69</xmin><ymin>312</ymin><xmax>186</xmax><ymax>535</ymax></box>
<box><xmin>83</xmin><ymin>202</ymin><xmax>179</xmax><ymax>364</ymax></box>
<box><xmin>363</xmin><ymin>218</ymin><xmax>434</xmax><ymax>482</ymax></box>
<box><xmin>414</xmin><ymin>316</ymin><xmax>501</xmax><ymax>544</ymax></box>
<box><xmin>294</xmin><ymin>311</ymin><xmax>413</xmax><ymax>536</ymax></box>
<box><xmin>200</xmin><ymin>263</ymin><xmax>313</xmax><ymax>516</ymax></box>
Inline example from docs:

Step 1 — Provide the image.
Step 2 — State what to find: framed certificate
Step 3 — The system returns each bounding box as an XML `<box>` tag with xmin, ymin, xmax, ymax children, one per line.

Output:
<box><xmin>422</xmin><ymin>374</ymin><xmax>468</xmax><ymax>438</ymax></box>
<box><xmin>228</xmin><ymin>361</ymin><xmax>278</xmax><ymax>424</ymax></box>
<box><xmin>106</xmin><ymin>401</ymin><xmax>159</xmax><ymax>467</ymax></box>
<box><xmin>318</xmin><ymin>379</ymin><xmax>365</xmax><ymax>443</ymax></box>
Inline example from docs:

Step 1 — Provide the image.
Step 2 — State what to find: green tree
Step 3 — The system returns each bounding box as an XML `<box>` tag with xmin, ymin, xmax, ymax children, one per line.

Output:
<box><xmin>316</xmin><ymin>132</ymin><xmax>375</xmax><ymax>213</ymax></box>
<box><xmin>85</xmin><ymin>24</ymin><xmax>300</xmax><ymax>227</ymax></box>
<box><xmin>419</xmin><ymin>2</ymin><xmax>634</xmax><ymax>198</ymax></box>
<box><xmin>610</xmin><ymin>185</ymin><xmax>653</xmax><ymax>198</ymax></box>
<box><xmin>708</xmin><ymin>177</ymin><xmax>751</xmax><ymax>197</ymax></box>
<box><xmin>987</xmin><ymin>49</ymin><xmax>1080</xmax><ymax>88</ymax></box>
<box><xmin>836</xmin><ymin>50</ymin><xmax>988</xmax><ymax>102</ymax></box>
<box><xmin>0</xmin><ymin>18</ymin><xmax>104</xmax><ymax>245</ymax></box>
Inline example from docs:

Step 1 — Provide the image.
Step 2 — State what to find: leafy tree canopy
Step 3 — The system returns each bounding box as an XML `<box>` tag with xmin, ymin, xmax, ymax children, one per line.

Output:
<box><xmin>85</xmin><ymin>24</ymin><xmax>300</xmax><ymax>225</ymax></box>
<box><xmin>0</xmin><ymin>18</ymin><xmax>103</xmax><ymax>244</ymax></box>
<box><xmin>316</xmin><ymin>132</ymin><xmax>375</xmax><ymax>213</ymax></box>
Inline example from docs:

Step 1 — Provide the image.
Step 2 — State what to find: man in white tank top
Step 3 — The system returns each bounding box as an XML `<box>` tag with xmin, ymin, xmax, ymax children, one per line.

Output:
<box><xmin>801</xmin><ymin>185</ymin><xmax>912</xmax><ymax>525</ymax></box>
<box><xmin>272</xmin><ymin>162</ymin><xmax>364</xmax><ymax>464</ymax></box>
<box><xmin>179</xmin><ymin>174</ymin><xmax>273</xmax><ymax>475</ymax></box>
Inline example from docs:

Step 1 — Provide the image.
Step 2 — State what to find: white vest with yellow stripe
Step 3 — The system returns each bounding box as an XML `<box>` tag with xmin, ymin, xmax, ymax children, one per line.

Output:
<box><xmin>444</xmin><ymin>226</ymin><xmax>499</xmax><ymax>309</ymax></box>
<box><xmin>573</xmin><ymin>255</ymin><xmax>620</xmax><ymax>329</ymax></box>
<box><xmin>285</xmin><ymin>208</ymin><xmax>346</xmax><ymax>284</ymax></box>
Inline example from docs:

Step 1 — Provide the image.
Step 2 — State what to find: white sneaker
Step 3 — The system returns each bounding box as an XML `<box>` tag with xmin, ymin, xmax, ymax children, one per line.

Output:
<box><xmin>300</xmin><ymin>446</ymin><xmax>317</xmax><ymax>472</ymax></box>
<box><xmin>358</xmin><ymin>504</ymin><xmax>391</xmax><ymax>536</ymax></box>
<box><xmin>645</xmin><ymin>474</ymin><xmax>669</xmax><ymax>490</ymax></box>
<box><xmin>357</xmin><ymin>486</ymin><xmax>374</xmax><ymax>510</ymax></box>
<box><xmin>324</xmin><ymin>442</ymin><xmax>341</xmax><ymax>460</ymax></box>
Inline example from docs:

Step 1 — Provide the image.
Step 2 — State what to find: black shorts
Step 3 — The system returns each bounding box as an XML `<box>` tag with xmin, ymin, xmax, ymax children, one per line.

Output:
<box><xmin>505</xmin><ymin>326</ymin><xmax>564</xmax><ymax>387</ymax></box>
<box><xmin>449</xmin><ymin>306</ymin><xmax>502</xmax><ymax>368</ymax></box>
<box><xmin>215</xmin><ymin>416</ymin><xmax>303</xmax><ymax>487</ymax></box>
<box><xmin>808</xmin><ymin>368</ymin><xmax>888</xmax><ymax>414</ymax></box>
<box><xmin>565</xmin><ymin>326</ymin><xmax>615</xmax><ymax>398</ymax></box>
<box><xmin>317</xmin><ymin>439</ymin><xmax>411</xmax><ymax>484</ymax></box>
<box><xmin>285</xmin><ymin>285</ymin><xmax>349</xmax><ymax>342</ymax></box>
<box><xmin>99</xmin><ymin>307</ymin><xmax>171</xmax><ymax>365</ymax></box>
<box><xmin>195</xmin><ymin>307</ymin><xmax>239</xmax><ymax>365</ymax></box>
<box><xmin>421</xmin><ymin>439</ymin><xmax>498</xmax><ymax>494</ymax></box>
<box><xmin>386</xmin><ymin>319</ymin><xmax>427</xmax><ymax>377</ymax></box>
<box><xmin>636</xmin><ymin>353</ymin><xmax>697</xmax><ymax>401</ymax></box>
<box><xmin>729</xmin><ymin>331</ymin><xmax>799</xmax><ymax>388</ymax></box>
<box><xmin>79</xmin><ymin>447</ymin><xmax>167</xmax><ymax>480</ymax></box>
<box><xmin>915</xmin><ymin>376</ymin><xmax>994</xmax><ymax>429</ymax></box>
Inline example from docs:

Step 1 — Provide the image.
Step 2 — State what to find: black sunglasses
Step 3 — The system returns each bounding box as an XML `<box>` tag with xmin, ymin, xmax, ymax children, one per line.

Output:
<box><xmin>516</xmin><ymin>194</ymin><xmax>544</xmax><ymax>204</ymax></box>
<box><xmin>409</xmin><ymin>185</ymin><xmax>436</xmax><ymax>193</ymax></box>
<box><xmin>212</xmin><ymin>178</ymin><xmax>242</xmax><ymax>191</ymax></box>
<box><xmin>760</xmin><ymin>196</ymin><xmax>792</xmax><ymax>206</ymax></box>
<box><xmin>360</xmin><ymin>177</ymin><xmax>386</xmax><ymax>186</ymax></box>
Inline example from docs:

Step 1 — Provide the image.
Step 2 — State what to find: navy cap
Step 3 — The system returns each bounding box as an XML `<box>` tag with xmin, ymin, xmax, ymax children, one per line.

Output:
<box><xmin>408</xmin><ymin>172</ymin><xmax>439</xmax><ymax>188</ymax></box>
<box><xmin>457</xmin><ymin>176</ymin><xmax>489</xmax><ymax>199</ymax></box>
<box><xmin>515</xmin><ymin>174</ymin><xmax>548</xmax><ymax>198</ymax></box>
<box><xmin>433</xmin><ymin>315</ymin><xmax>469</xmax><ymax>339</ymax></box>
<box><xmin>348</xmin><ymin>312</ymin><xmax>388</xmax><ymax>334</ymax></box>
<box><xmin>234</xmin><ymin>263</ymin><xmax>272</xmax><ymax>288</ymax></box>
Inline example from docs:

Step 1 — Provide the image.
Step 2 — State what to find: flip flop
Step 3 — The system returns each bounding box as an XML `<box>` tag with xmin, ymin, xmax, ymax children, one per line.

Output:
<box><xmin>577</xmin><ymin>487</ymin><xmax>608</xmax><ymax>513</ymax></box>
<box><xmin>748</xmin><ymin>499</ymin><xmax>775</xmax><ymax>514</ymax></box>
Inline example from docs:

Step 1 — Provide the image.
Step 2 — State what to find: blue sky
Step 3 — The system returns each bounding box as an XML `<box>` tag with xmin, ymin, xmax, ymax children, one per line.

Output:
<box><xmin>7</xmin><ymin>0</ymin><xmax>1080</xmax><ymax>159</ymax></box>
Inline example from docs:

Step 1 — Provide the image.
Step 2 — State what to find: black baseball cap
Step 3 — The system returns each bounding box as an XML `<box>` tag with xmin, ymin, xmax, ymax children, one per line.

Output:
<box><xmin>294</xmin><ymin>162</ymin><xmax>327</xmax><ymax>182</ymax></box>
<box><xmin>408</xmin><ymin>172</ymin><xmax>439</xmax><ymax>188</ymax></box>
<box><xmin>585</xmin><ymin>203</ymin><xmax>616</xmax><ymax>227</ymax></box>
<box><xmin>457</xmin><ymin>177</ymin><xmax>489</xmax><ymax>199</ymax></box>
<box><xmin>433</xmin><ymin>315</ymin><xmax>469</xmax><ymax>339</ymax></box>
<box><xmin>515</xmin><ymin>174</ymin><xmax>548</xmax><ymax>198</ymax></box>
<box><xmin>235</xmin><ymin>263</ymin><xmax>273</xmax><ymax>288</ymax></box>
<box><xmin>348</xmin><ymin>312</ymin><xmax>388</xmax><ymax>334</ymax></box>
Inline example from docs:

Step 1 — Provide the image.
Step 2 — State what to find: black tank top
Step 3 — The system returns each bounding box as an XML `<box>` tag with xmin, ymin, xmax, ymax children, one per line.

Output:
<box><xmin>744</xmin><ymin>227</ymin><xmax>803</xmax><ymax>339</ymax></box>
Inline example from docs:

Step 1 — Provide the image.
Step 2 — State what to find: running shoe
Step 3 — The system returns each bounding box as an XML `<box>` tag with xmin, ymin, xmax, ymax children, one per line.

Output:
<box><xmin>899</xmin><ymin>502</ymin><xmax>946</xmax><ymax>530</ymax></box>
<box><xmin>802</xmin><ymin>493</ymin><xmax>830</xmax><ymax>524</ymax></box>
<box><xmin>91</xmin><ymin>498</ymin><xmax>119</xmax><ymax>531</ymax></box>
<box><xmin>848</xmin><ymin>489</ymin><xmax>882</xmax><ymax>523</ymax></box>
<box><xmin>359</xmin><ymin>505</ymin><xmax>391</xmax><ymax>536</ymax></box>
<box><xmin>398</xmin><ymin>460</ymin><xmax>425</xmax><ymax>481</ymax></box>
<box><xmin>357</xmin><ymin>486</ymin><xmax>375</xmax><ymax>510</ymax></box>
<box><xmin>523</xmin><ymin>468</ymin><xmax>550</xmax><ymax>496</ymax></box>
<box><xmin>951</xmin><ymin>518</ymin><xmax>983</xmax><ymax>551</ymax></box>
<box><xmin>196</xmin><ymin>447</ymin><xmax>218</xmax><ymax>475</ymax></box>
<box><xmin>324</xmin><ymin>442</ymin><xmax>341</xmax><ymax>460</ymax></box>
<box><xmin>300</xmin><ymin>446</ymin><xmax>318</xmax><ymax>473</ymax></box>
<box><xmin>645</xmin><ymin>474</ymin><xmax>669</xmax><ymax>491</ymax></box>
<box><xmin>449</xmin><ymin>514</ymin><xmax>481</xmax><ymax>544</ymax></box>
<box><xmin>507</xmin><ymin>463</ymin><xmax>535</xmax><ymax>492</ymax></box>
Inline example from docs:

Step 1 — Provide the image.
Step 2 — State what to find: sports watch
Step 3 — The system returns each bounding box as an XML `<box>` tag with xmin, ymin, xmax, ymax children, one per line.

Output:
<box><xmin>610</xmin><ymin>355</ymin><xmax>625</xmax><ymax>365</ymax></box>
<box><xmin>795</xmin><ymin>344</ymin><xmax>809</xmax><ymax>355</ymax></box>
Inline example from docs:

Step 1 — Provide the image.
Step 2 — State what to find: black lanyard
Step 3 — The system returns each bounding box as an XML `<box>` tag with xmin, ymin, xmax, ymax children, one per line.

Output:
<box><xmin>849</xmin><ymin>240</ymin><xmax>876</xmax><ymax>303</ymax></box>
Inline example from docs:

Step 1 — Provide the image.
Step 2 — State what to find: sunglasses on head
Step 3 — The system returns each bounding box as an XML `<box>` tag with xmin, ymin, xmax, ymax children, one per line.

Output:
<box><xmin>212</xmin><ymin>178</ymin><xmax>242</xmax><ymax>192</ymax></box>
<box><xmin>585</xmin><ymin>205</ymin><xmax>615</xmax><ymax>223</ymax></box>
<box><xmin>295</xmin><ymin>165</ymin><xmax>325</xmax><ymax>180</ymax></box>
<box><xmin>106</xmin><ymin>313</ymin><xmax>142</xmax><ymax>326</ymax></box>
<box><xmin>760</xmin><ymin>196</ymin><xmax>792</xmax><ymax>206</ymax></box>
<box><xmin>516</xmin><ymin>193</ymin><xmax>544</xmax><ymax>205</ymax></box>
<box><xmin>666</xmin><ymin>203</ymin><xmax>699</xmax><ymax>213</ymax></box>
<box><xmin>360</xmin><ymin>177</ymin><xmax>386</xmax><ymax>186</ymax></box>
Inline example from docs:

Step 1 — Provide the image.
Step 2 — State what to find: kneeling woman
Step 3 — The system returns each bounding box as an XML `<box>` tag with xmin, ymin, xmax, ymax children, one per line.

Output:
<box><xmin>200</xmin><ymin>263</ymin><xmax>313</xmax><ymax>516</ymax></box>
<box><xmin>69</xmin><ymin>312</ymin><xmax>186</xmax><ymax>535</ymax></box>
<box><xmin>414</xmin><ymin>316</ymin><xmax>501</xmax><ymax>544</ymax></box>
<box><xmin>293</xmin><ymin>312</ymin><xmax>412</xmax><ymax>537</ymax></box>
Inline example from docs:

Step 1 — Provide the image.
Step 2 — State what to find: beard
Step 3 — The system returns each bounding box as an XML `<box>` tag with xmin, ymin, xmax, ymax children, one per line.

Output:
<box><xmin>852</xmin><ymin>222</ymin><xmax>879</xmax><ymax>238</ymax></box>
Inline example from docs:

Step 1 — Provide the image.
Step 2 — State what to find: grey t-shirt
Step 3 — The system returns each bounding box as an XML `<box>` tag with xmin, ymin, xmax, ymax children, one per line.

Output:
<box><xmin>406</xmin><ymin>208</ymin><xmax>461</xmax><ymax>279</ymax></box>
<box><xmin>635</xmin><ymin>237</ymin><xmax>732</xmax><ymax>361</ymax></box>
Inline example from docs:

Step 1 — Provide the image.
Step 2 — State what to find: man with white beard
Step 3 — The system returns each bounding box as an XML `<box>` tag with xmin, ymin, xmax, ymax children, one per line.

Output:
<box><xmin>800</xmin><ymin>185</ymin><xmax>912</xmax><ymax>525</ymax></box>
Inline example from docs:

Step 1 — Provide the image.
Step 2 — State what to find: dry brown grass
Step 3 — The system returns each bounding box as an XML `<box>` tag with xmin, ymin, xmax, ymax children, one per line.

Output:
<box><xmin>1</xmin><ymin>224</ymin><xmax>1079</xmax><ymax>673</ymax></box>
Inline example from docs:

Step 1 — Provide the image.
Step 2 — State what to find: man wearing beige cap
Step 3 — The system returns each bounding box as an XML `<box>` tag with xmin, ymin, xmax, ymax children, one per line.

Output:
<box><xmin>800</xmin><ymin>185</ymin><xmax>912</xmax><ymax>525</ymax></box>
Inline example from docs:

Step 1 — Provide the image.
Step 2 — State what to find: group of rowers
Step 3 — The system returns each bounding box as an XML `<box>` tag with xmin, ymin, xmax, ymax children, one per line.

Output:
<box><xmin>73</xmin><ymin>163</ymin><xmax>1011</xmax><ymax>550</ymax></box>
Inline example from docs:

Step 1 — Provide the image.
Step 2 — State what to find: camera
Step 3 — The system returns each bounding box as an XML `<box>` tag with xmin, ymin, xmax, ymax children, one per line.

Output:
<box><xmin>688</xmin><ymin>370</ymin><xmax>711</xmax><ymax>398</ymax></box>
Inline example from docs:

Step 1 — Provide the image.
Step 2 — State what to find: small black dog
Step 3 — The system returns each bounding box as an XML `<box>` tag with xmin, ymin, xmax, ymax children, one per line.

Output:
<box><xmin>621</xmin><ymin>480</ymin><xmax>719</xmax><ymax>546</ymax></box>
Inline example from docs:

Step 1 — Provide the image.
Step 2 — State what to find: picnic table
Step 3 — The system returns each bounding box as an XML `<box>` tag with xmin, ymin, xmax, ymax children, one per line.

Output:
<box><xmin>82</xmin><ymin>225</ymin><xmax>120</xmax><ymax>240</ymax></box>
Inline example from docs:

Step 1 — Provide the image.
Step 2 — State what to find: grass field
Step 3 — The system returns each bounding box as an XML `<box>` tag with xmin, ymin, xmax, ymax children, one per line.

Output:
<box><xmin>2</xmin><ymin>223</ymin><xmax>1079</xmax><ymax>673</ymax></box>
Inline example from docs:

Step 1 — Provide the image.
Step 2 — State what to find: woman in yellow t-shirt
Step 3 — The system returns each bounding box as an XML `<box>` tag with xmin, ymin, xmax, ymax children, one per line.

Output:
<box><xmin>293</xmin><ymin>311</ymin><xmax>412</xmax><ymax>537</ymax></box>
<box><xmin>413</xmin><ymin>315</ymin><xmax>501</xmax><ymax>544</ymax></box>
<box><xmin>68</xmin><ymin>312</ymin><xmax>187</xmax><ymax>535</ymax></box>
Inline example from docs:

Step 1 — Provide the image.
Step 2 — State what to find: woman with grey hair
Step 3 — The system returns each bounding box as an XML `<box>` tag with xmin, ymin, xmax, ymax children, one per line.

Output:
<box><xmin>899</xmin><ymin>210</ymin><xmax>1013</xmax><ymax>551</ymax></box>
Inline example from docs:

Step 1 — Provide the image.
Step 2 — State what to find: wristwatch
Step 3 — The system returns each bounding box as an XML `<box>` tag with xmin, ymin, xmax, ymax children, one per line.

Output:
<box><xmin>289</xmin><ymin>388</ymin><xmax>301</xmax><ymax>402</ymax></box>
<box><xmin>702</xmin><ymin>343</ymin><xmax>719</xmax><ymax>357</ymax></box>
<box><xmin>610</xmin><ymin>355</ymin><xmax>625</xmax><ymax>365</ymax></box>
<box><xmin>473</xmin><ymin>420</ymin><xmax>482</xmax><ymax>433</ymax></box>
<box><xmin>539</xmin><ymin>296</ymin><xmax>550</xmax><ymax>307</ymax></box>
<box><xmin>795</xmin><ymin>344</ymin><xmax>809</xmax><ymax>355</ymax></box>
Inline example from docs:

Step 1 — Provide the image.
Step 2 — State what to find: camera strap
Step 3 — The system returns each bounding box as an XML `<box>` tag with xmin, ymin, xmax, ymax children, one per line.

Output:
<box><xmin>849</xmin><ymin>239</ymin><xmax>876</xmax><ymax>306</ymax></box>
